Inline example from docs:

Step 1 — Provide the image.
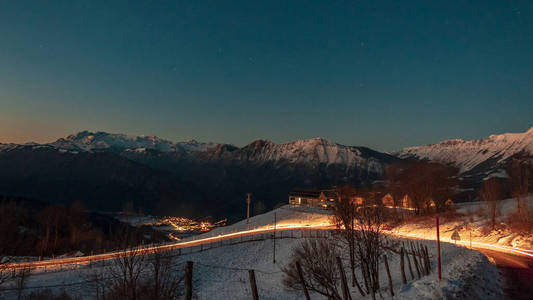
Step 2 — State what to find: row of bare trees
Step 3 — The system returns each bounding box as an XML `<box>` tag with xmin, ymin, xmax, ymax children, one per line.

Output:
<box><xmin>480</xmin><ymin>158</ymin><xmax>532</xmax><ymax>231</ymax></box>
<box><xmin>283</xmin><ymin>184</ymin><xmax>390</xmax><ymax>299</ymax></box>
<box><xmin>0</xmin><ymin>199</ymin><xmax>103</xmax><ymax>258</ymax></box>
<box><xmin>88</xmin><ymin>248</ymin><xmax>183</xmax><ymax>300</ymax></box>
<box><xmin>0</xmin><ymin>197</ymin><xmax>166</xmax><ymax>258</ymax></box>
<box><xmin>1</xmin><ymin>227</ymin><xmax>184</xmax><ymax>300</ymax></box>
<box><xmin>83</xmin><ymin>226</ymin><xmax>184</xmax><ymax>300</ymax></box>
<box><xmin>508</xmin><ymin>158</ymin><xmax>532</xmax><ymax>229</ymax></box>
<box><xmin>386</xmin><ymin>161</ymin><xmax>459</xmax><ymax>215</ymax></box>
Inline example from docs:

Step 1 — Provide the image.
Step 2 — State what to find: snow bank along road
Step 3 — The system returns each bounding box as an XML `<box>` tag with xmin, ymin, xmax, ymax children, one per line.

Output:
<box><xmin>392</xmin><ymin>229</ymin><xmax>533</xmax><ymax>299</ymax></box>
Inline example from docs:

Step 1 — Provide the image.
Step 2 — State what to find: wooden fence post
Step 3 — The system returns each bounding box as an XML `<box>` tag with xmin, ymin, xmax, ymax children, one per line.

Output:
<box><xmin>425</xmin><ymin>245</ymin><xmax>430</xmax><ymax>274</ymax></box>
<box><xmin>419</xmin><ymin>243</ymin><xmax>429</xmax><ymax>275</ymax></box>
<box><xmin>419</xmin><ymin>244</ymin><xmax>426</xmax><ymax>275</ymax></box>
<box><xmin>336</xmin><ymin>257</ymin><xmax>351</xmax><ymax>300</ymax></box>
<box><xmin>296</xmin><ymin>261</ymin><xmax>311</xmax><ymax>300</ymax></box>
<box><xmin>400</xmin><ymin>247</ymin><xmax>407</xmax><ymax>284</ymax></box>
<box><xmin>249</xmin><ymin>270</ymin><xmax>259</xmax><ymax>300</ymax></box>
<box><xmin>383</xmin><ymin>255</ymin><xmax>394</xmax><ymax>297</ymax></box>
<box><xmin>410</xmin><ymin>243</ymin><xmax>421</xmax><ymax>278</ymax></box>
<box><xmin>412</xmin><ymin>251</ymin><xmax>421</xmax><ymax>278</ymax></box>
<box><xmin>185</xmin><ymin>261</ymin><xmax>193</xmax><ymax>300</ymax></box>
<box><xmin>405</xmin><ymin>247</ymin><xmax>414</xmax><ymax>280</ymax></box>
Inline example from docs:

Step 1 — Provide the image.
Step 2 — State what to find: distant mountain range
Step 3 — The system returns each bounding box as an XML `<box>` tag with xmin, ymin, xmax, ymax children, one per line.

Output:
<box><xmin>397</xmin><ymin>126</ymin><xmax>533</xmax><ymax>173</ymax></box>
<box><xmin>1</xmin><ymin>127</ymin><xmax>531</xmax><ymax>220</ymax></box>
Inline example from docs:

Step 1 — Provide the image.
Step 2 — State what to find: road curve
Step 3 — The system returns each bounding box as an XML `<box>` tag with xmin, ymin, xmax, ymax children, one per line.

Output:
<box><xmin>479</xmin><ymin>249</ymin><xmax>533</xmax><ymax>300</ymax></box>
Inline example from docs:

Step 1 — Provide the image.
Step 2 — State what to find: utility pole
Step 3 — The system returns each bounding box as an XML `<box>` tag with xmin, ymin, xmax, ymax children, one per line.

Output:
<box><xmin>273</xmin><ymin>212</ymin><xmax>277</xmax><ymax>264</ymax></box>
<box><xmin>436</xmin><ymin>216</ymin><xmax>441</xmax><ymax>282</ymax></box>
<box><xmin>247</xmin><ymin>193</ymin><xmax>252</xmax><ymax>224</ymax></box>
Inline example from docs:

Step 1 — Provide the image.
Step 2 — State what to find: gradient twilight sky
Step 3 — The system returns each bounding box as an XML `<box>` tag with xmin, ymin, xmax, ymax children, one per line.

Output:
<box><xmin>1</xmin><ymin>1</ymin><xmax>532</xmax><ymax>151</ymax></box>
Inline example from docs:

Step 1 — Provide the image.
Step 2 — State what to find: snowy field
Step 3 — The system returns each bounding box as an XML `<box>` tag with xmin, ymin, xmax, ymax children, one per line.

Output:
<box><xmin>393</xmin><ymin>196</ymin><xmax>533</xmax><ymax>250</ymax></box>
<box><xmin>1</xmin><ymin>205</ymin><xmax>503</xmax><ymax>299</ymax></box>
<box><xmin>182</xmin><ymin>236</ymin><xmax>501</xmax><ymax>299</ymax></box>
<box><xmin>3</xmin><ymin>234</ymin><xmax>501</xmax><ymax>299</ymax></box>
<box><xmin>196</xmin><ymin>205</ymin><xmax>334</xmax><ymax>239</ymax></box>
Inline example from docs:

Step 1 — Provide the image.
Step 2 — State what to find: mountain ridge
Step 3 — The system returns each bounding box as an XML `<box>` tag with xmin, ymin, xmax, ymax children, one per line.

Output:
<box><xmin>396</xmin><ymin>126</ymin><xmax>533</xmax><ymax>173</ymax></box>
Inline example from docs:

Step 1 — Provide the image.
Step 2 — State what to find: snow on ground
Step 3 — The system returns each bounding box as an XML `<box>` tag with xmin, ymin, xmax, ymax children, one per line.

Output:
<box><xmin>5</xmin><ymin>234</ymin><xmax>501</xmax><ymax>300</ymax></box>
<box><xmin>393</xmin><ymin>196</ymin><xmax>533</xmax><ymax>250</ymax></box>
<box><xmin>183</xmin><ymin>236</ymin><xmax>501</xmax><ymax>300</ymax></box>
<box><xmin>2</xmin><ymin>205</ymin><xmax>503</xmax><ymax>299</ymax></box>
<box><xmin>192</xmin><ymin>205</ymin><xmax>333</xmax><ymax>240</ymax></box>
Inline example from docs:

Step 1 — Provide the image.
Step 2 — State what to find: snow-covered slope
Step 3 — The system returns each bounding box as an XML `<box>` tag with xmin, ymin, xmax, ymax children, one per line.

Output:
<box><xmin>206</xmin><ymin>137</ymin><xmax>396</xmax><ymax>173</ymax></box>
<box><xmin>13</xmin><ymin>205</ymin><xmax>502</xmax><ymax>300</ymax></box>
<box><xmin>48</xmin><ymin>131</ymin><xmax>218</xmax><ymax>153</ymax></box>
<box><xmin>397</xmin><ymin>126</ymin><xmax>533</xmax><ymax>173</ymax></box>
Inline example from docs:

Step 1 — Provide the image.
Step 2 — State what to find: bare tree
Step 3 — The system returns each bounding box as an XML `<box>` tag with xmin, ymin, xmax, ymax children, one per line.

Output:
<box><xmin>479</xmin><ymin>177</ymin><xmax>503</xmax><ymax>229</ymax></box>
<box><xmin>106</xmin><ymin>227</ymin><xmax>146</xmax><ymax>300</ymax></box>
<box><xmin>332</xmin><ymin>185</ymin><xmax>361</xmax><ymax>290</ymax></box>
<box><xmin>140</xmin><ymin>251</ymin><xmax>183</xmax><ymax>300</ymax></box>
<box><xmin>85</xmin><ymin>268</ymin><xmax>109</xmax><ymax>300</ymax></box>
<box><xmin>401</xmin><ymin>161</ymin><xmax>434</xmax><ymax>214</ymax></box>
<box><xmin>400</xmin><ymin>161</ymin><xmax>458</xmax><ymax>215</ymax></box>
<box><xmin>430</xmin><ymin>164</ymin><xmax>459</xmax><ymax>213</ymax></box>
<box><xmin>282</xmin><ymin>239</ymin><xmax>342</xmax><ymax>300</ymax></box>
<box><xmin>385</xmin><ymin>165</ymin><xmax>404</xmax><ymax>208</ymax></box>
<box><xmin>37</xmin><ymin>205</ymin><xmax>67</xmax><ymax>256</ymax></box>
<box><xmin>68</xmin><ymin>201</ymin><xmax>88</xmax><ymax>247</ymax></box>
<box><xmin>353</xmin><ymin>204</ymin><xmax>386</xmax><ymax>295</ymax></box>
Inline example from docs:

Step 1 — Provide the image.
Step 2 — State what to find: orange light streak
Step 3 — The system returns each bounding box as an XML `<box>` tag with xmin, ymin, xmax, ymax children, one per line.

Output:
<box><xmin>8</xmin><ymin>218</ymin><xmax>533</xmax><ymax>271</ymax></box>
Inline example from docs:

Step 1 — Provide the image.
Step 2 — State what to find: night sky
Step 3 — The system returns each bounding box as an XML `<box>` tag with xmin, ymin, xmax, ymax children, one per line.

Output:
<box><xmin>1</xmin><ymin>1</ymin><xmax>532</xmax><ymax>151</ymax></box>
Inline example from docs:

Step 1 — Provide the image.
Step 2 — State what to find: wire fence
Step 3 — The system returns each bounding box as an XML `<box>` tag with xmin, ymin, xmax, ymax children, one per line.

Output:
<box><xmin>0</xmin><ymin>228</ymin><xmax>333</xmax><ymax>299</ymax></box>
<box><xmin>14</xmin><ymin>228</ymin><xmax>331</xmax><ymax>274</ymax></box>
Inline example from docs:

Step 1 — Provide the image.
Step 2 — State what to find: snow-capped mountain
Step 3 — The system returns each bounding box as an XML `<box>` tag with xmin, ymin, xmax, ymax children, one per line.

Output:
<box><xmin>0</xmin><ymin>132</ymin><xmax>398</xmax><ymax>220</ymax></box>
<box><xmin>48</xmin><ymin>131</ymin><xmax>218</xmax><ymax>153</ymax></box>
<box><xmin>397</xmin><ymin>126</ymin><xmax>533</xmax><ymax>173</ymax></box>
<box><xmin>204</xmin><ymin>138</ymin><xmax>394</xmax><ymax>174</ymax></box>
<box><xmin>22</xmin><ymin>131</ymin><xmax>396</xmax><ymax>174</ymax></box>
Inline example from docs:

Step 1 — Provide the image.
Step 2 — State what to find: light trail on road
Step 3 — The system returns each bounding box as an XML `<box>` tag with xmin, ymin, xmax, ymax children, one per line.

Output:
<box><xmin>7</xmin><ymin>217</ymin><xmax>533</xmax><ymax>271</ymax></box>
<box><xmin>389</xmin><ymin>230</ymin><xmax>533</xmax><ymax>258</ymax></box>
<box><xmin>6</xmin><ymin>222</ymin><xmax>334</xmax><ymax>271</ymax></box>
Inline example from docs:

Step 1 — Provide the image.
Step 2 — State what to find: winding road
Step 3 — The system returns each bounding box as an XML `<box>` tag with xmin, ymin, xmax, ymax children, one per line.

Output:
<box><xmin>7</xmin><ymin>217</ymin><xmax>533</xmax><ymax>300</ymax></box>
<box><xmin>479</xmin><ymin>249</ymin><xmax>533</xmax><ymax>300</ymax></box>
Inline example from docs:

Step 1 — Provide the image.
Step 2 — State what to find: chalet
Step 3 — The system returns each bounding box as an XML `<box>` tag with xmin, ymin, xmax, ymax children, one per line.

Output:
<box><xmin>381</xmin><ymin>194</ymin><xmax>454</xmax><ymax>211</ymax></box>
<box><xmin>288</xmin><ymin>189</ymin><xmax>337</xmax><ymax>209</ymax></box>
